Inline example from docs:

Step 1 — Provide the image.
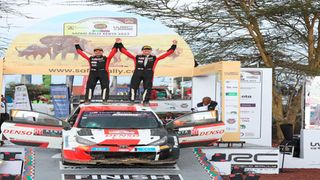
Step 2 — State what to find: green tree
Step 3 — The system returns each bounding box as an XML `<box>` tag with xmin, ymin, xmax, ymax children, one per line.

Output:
<box><xmin>0</xmin><ymin>0</ymin><xmax>34</xmax><ymax>56</ymax></box>
<box><xmin>5</xmin><ymin>83</ymin><xmax>50</xmax><ymax>102</ymax></box>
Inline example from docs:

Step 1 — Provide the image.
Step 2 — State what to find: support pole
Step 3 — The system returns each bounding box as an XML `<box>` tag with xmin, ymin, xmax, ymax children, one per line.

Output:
<box><xmin>301</xmin><ymin>76</ymin><xmax>306</xmax><ymax>129</ymax></box>
<box><xmin>0</xmin><ymin>59</ymin><xmax>4</xmax><ymax>96</ymax></box>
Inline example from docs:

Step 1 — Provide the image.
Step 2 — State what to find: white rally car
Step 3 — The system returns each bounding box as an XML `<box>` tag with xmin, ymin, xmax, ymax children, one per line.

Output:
<box><xmin>1</xmin><ymin>103</ymin><xmax>225</xmax><ymax>165</ymax></box>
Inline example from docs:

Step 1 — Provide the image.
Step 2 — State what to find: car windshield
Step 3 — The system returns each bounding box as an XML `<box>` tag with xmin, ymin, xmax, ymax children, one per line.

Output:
<box><xmin>78</xmin><ymin>111</ymin><xmax>160</xmax><ymax>129</ymax></box>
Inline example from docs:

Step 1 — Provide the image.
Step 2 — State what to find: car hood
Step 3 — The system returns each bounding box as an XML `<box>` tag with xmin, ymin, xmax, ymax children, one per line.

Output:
<box><xmin>75</xmin><ymin>128</ymin><xmax>167</xmax><ymax>146</ymax></box>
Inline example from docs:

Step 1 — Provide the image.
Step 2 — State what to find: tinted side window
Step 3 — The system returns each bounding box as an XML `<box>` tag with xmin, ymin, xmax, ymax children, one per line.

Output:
<box><xmin>167</xmin><ymin>110</ymin><xmax>218</xmax><ymax>128</ymax></box>
<box><xmin>10</xmin><ymin>110</ymin><xmax>62</xmax><ymax>126</ymax></box>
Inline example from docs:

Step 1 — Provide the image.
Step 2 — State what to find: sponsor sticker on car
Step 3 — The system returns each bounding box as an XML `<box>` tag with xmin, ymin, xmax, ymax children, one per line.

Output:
<box><xmin>136</xmin><ymin>147</ymin><xmax>156</xmax><ymax>152</ymax></box>
<box><xmin>91</xmin><ymin>147</ymin><xmax>110</xmax><ymax>152</ymax></box>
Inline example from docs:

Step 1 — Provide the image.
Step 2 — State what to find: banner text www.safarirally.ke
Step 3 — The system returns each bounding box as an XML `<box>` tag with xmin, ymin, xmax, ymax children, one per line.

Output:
<box><xmin>48</xmin><ymin>68</ymin><xmax>134</xmax><ymax>75</ymax></box>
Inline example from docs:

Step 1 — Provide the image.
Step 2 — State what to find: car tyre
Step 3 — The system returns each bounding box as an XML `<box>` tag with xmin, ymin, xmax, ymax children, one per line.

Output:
<box><xmin>61</xmin><ymin>144</ymin><xmax>73</xmax><ymax>166</ymax></box>
<box><xmin>61</xmin><ymin>156</ymin><xmax>73</xmax><ymax>166</ymax></box>
<box><xmin>168</xmin><ymin>136</ymin><xmax>180</xmax><ymax>161</ymax></box>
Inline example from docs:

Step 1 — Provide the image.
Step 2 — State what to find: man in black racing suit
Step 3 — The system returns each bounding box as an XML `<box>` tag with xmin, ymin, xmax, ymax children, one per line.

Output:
<box><xmin>117</xmin><ymin>39</ymin><xmax>177</xmax><ymax>105</ymax></box>
<box><xmin>75</xmin><ymin>38</ymin><xmax>120</xmax><ymax>104</ymax></box>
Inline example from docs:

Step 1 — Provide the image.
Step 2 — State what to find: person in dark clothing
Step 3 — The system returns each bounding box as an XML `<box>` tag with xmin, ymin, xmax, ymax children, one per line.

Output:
<box><xmin>75</xmin><ymin>39</ymin><xmax>120</xmax><ymax>104</ymax></box>
<box><xmin>117</xmin><ymin>38</ymin><xmax>177</xmax><ymax>105</ymax></box>
<box><xmin>163</xmin><ymin>112</ymin><xmax>176</xmax><ymax>125</ymax></box>
<box><xmin>1</xmin><ymin>95</ymin><xmax>7</xmax><ymax>113</ymax></box>
<box><xmin>197</xmin><ymin>97</ymin><xmax>218</xmax><ymax>111</ymax></box>
<box><xmin>150</xmin><ymin>89</ymin><xmax>158</xmax><ymax>100</ymax></box>
<box><xmin>0</xmin><ymin>95</ymin><xmax>8</xmax><ymax>135</ymax></box>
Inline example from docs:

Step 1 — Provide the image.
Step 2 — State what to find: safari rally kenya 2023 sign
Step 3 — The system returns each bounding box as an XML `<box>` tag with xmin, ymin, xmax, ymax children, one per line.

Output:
<box><xmin>4</xmin><ymin>11</ymin><xmax>194</xmax><ymax>77</ymax></box>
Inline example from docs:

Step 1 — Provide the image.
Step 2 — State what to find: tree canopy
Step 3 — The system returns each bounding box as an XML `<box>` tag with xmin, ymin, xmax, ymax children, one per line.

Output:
<box><xmin>0</xmin><ymin>0</ymin><xmax>34</xmax><ymax>56</ymax></box>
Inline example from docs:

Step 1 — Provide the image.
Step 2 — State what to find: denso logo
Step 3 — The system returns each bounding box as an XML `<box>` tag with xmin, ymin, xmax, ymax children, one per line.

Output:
<box><xmin>199</xmin><ymin>130</ymin><xmax>224</xmax><ymax>136</ymax></box>
<box><xmin>3</xmin><ymin>129</ymin><xmax>33</xmax><ymax>135</ymax></box>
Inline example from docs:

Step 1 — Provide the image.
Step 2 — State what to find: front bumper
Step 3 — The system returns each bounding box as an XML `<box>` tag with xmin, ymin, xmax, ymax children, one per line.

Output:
<box><xmin>62</xmin><ymin>144</ymin><xmax>177</xmax><ymax>165</ymax></box>
<box><xmin>62</xmin><ymin>158</ymin><xmax>177</xmax><ymax>165</ymax></box>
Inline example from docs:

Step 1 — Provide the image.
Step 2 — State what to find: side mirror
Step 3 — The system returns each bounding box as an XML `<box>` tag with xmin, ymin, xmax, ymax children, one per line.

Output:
<box><xmin>165</xmin><ymin>123</ymin><xmax>175</xmax><ymax>131</ymax></box>
<box><xmin>62</xmin><ymin>122</ymin><xmax>72</xmax><ymax>131</ymax></box>
<box><xmin>63</xmin><ymin>125</ymin><xmax>71</xmax><ymax>131</ymax></box>
<box><xmin>165</xmin><ymin>125</ymin><xmax>173</xmax><ymax>132</ymax></box>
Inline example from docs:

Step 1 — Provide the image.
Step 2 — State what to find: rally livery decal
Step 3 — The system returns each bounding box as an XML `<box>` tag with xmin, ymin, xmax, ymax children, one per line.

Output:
<box><xmin>1</xmin><ymin>104</ymin><xmax>225</xmax><ymax>165</ymax></box>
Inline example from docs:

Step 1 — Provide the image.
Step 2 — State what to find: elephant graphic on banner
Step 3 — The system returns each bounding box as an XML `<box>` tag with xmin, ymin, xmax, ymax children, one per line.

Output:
<box><xmin>39</xmin><ymin>35</ymin><xmax>89</xmax><ymax>60</ymax></box>
<box><xmin>15</xmin><ymin>44</ymin><xmax>51</xmax><ymax>60</ymax></box>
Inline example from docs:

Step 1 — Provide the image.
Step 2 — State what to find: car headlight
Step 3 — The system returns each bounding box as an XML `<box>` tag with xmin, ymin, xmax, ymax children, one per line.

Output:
<box><xmin>148</xmin><ymin>136</ymin><xmax>168</xmax><ymax>146</ymax></box>
<box><xmin>75</xmin><ymin>136</ymin><xmax>96</xmax><ymax>146</ymax></box>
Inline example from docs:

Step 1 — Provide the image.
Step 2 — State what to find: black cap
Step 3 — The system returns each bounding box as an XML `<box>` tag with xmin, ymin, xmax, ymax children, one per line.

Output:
<box><xmin>94</xmin><ymin>47</ymin><xmax>103</xmax><ymax>51</ymax></box>
<box><xmin>141</xmin><ymin>45</ymin><xmax>152</xmax><ymax>50</ymax></box>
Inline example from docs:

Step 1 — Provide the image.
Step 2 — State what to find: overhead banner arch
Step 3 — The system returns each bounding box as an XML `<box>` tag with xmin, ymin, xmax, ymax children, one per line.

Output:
<box><xmin>4</xmin><ymin>11</ymin><xmax>194</xmax><ymax>77</ymax></box>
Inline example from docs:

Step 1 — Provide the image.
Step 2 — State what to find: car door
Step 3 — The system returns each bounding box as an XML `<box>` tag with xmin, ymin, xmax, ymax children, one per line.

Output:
<box><xmin>166</xmin><ymin>110</ymin><xmax>225</xmax><ymax>147</ymax></box>
<box><xmin>1</xmin><ymin>109</ymin><xmax>68</xmax><ymax>149</ymax></box>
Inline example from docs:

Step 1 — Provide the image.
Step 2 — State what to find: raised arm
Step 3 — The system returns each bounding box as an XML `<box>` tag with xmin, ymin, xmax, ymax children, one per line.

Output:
<box><xmin>156</xmin><ymin>40</ymin><xmax>177</xmax><ymax>61</ymax></box>
<box><xmin>75</xmin><ymin>44</ymin><xmax>90</xmax><ymax>61</ymax></box>
<box><xmin>105</xmin><ymin>41</ymin><xmax>119</xmax><ymax>70</ymax></box>
<box><xmin>117</xmin><ymin>39</ymin><xmax>136</xmax><ymax>60</ymax></box>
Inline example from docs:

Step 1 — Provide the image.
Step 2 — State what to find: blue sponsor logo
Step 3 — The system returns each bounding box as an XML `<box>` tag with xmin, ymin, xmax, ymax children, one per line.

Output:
<box><xmin>136</xmin><ymin>147</ymin><xmax>156</xmax><ymax>152</ymax></box>
<box><xmin>91</xmin><ymin>147</ymin><xmax>109</xmax><ymax>152</ymax></box>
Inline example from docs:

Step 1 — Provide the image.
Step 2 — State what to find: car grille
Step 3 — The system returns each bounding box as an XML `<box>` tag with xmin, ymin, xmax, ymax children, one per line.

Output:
<box><xmin>89</xmin><ymin>152</ymin><xmax>156</xmax><ymax>160</ymax></box>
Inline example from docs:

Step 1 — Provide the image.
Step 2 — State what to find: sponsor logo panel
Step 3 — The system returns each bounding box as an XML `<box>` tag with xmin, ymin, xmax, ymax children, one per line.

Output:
<box><xmin>3</xmin><ymin>129</ymin><xmax>33</xmax><ymax>136</ymax></box>
<box><xmin>204</xmin><ymin>149</ymin><xmax>279</xmax><ymax>174</ymax></box>
<box><xmin>310</xmin><ymin>142</ymin><xmax>320</xmax><ymax>150</ymax></box>
<box><xmin>3</xmin><ymin>128</ymin><xmax>62</xmax><ymax>137</ymax></box>
<box><xmin>91</xmin><ymin>147</ymin><xmax>110</xmax><ymax>152</ymax></box>
<box><xmin>104</xmin><ymin>129</ymin><xmax>139</xmax><ymax>139</ymax></box>
<box><xmin>136</xmin><ymin>147</ymin><xmax>156</xmax><ymax>152</ymax></box>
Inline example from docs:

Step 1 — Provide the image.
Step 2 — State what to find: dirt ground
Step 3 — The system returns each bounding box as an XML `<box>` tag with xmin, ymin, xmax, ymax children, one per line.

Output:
<box><xmin>259</xmin><ymin>169</ymin><xmax>320</xmax><ymax>180</ymax></box>
<box><xmin>224</xmin><ymin>169</ymin><xmax>320</xmax><ymax>180</ymax></box>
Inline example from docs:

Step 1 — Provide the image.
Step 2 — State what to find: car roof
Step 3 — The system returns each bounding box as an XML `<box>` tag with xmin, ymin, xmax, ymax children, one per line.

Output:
<box><xmin>78</xmin><ymin>103</ymin><xmax>154</xmax><ymax>112</ymax></box>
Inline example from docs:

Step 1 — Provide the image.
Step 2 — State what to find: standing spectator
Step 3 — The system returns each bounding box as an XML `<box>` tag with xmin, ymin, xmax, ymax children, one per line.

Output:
<box><xmin>5</xmin><ymin>95</ymin><xmax>13</xmax><ymax>103</ymax></box>
<box><xmin>150</xmin><ymin>89</ymin><xmax>158</xmax><ymax>100</ymax></box>
<box><xmin>186</xmin><ymin>88</ymin><xmax>192</xmax><ymax>99</ymax></box>
<box><xmin>157</xmin><ymin>90</ymin><xmax>166</xmax><ymax>99</ymax></box>
<box><xmin>0</xmin><ymin>95</ymin><xmax>8</xmax><ymax>134</ymax></box>
<box><xmin>1</xmin><ymin>95</ymin><xmax>7</xmax><ymax>112</ymax></box>
<box><xmin>163</xmin><ymin>112</ymin><xmax>176</xmax><ymax>125</ymax></box>
<box><xmin>175</xmin><ymin>86</ymin><xmax>181</xmax><ymax>96</ymax></box>
<box><xmin>196</xmin><ymin>97</ymin><xmax>218</xmax><ymax>111</ymax></box>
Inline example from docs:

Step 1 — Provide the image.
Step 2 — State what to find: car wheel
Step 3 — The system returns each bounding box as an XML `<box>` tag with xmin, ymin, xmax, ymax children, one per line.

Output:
<box><xmin>61</xmin><ymin>154</ymin><xmax>73</xmax><ymax>166</ymax></box>
<box><xmin>170</xmin><ymin>147</ymin><xmax>180</xmax><ymax>160</ymax></box>
<box><xmin>61</xmin><ymin>143</ymin><xmax>72</xmax><ymax>166</ymax></box>
<box><xmin>168</xmin><ymin>136</ymin><xmax>180</xmax><ymax>160</ymax></box>
<box><xmin>61</xmin><ymin>159</ymin><xmax>73</xmax><ymax>166</ymax></box>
